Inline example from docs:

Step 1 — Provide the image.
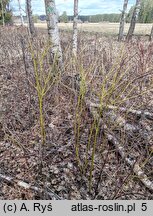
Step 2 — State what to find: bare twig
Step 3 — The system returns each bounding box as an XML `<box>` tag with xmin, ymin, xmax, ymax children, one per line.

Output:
<box><xmin>0</xmin><ymin>173</ymin><xmax>63</xmax><ymax>200</ymax></box>
<box><xmin>89</xmin><ymin>101</ymin><xmax>153</xmax><ymax>120</ymax></box>
<box><xmin>86</xmin><ymin>100</ymin><xmax>153</xmax><ymax>192</ymax></box>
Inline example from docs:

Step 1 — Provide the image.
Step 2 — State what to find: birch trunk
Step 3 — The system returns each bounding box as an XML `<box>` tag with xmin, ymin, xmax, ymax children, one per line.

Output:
<box><xmin>149</xmin><ymin>25</ymin><xmax>153</xmax><ymax>41</ymax></box>
<box><xmin>17</xmin><ymin>0</ymin><xmax>24</xmax><ymax>25</ymax></box>
<box><xmin>1</xmin><ymin>0</ymin><xmax>5</xmax><ymax>26</ymax></box>
<box><xmin>26</xmin><ymin>0</ymin><xmax>35</xmax><ymax>36</ymax></box>
<box><xmin>126</xmin><ymin>0</ymin><xmax>140</xmax><ymax>42</ymax></box>
<box><xmin>72</xmin><ymin>0</ymin><xmax>78</xmax><ymax>56</ymax></box>
<box><xmin>44</xmin><ymin>0</ymin><xmax>63</xmax><ymax>66</ymax></box>
<box><xmin>118</xmin><ymin>0</ymin><xmax>128</xmax><ymax>41</ymax></box>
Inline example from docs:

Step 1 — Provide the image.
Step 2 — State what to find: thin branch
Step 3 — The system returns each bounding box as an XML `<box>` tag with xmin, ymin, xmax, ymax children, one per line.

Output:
<box><xmin>88</xmin><ymin>101</ymin><xmax>153</xmax><ymax>120</ymax></box>
<box><xmin>86</xmin><ymin>101</ymin><xmax>153</xmax><ymax>192</ymax></box>
<box><xmin>0</xmin><ymin>173</ymin><xmax>63</xmax><ymax>200</ymax></box>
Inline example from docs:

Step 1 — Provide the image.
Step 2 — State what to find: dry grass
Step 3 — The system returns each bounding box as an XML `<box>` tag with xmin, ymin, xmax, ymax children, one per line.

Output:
<box><xmin>33</xmin><ymin>22</ymin><xmax>153</xmax><ymax>35</ymax></box>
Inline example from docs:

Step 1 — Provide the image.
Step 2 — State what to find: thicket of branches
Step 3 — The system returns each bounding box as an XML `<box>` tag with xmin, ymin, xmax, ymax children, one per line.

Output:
<box><xmin>0</xmin><ymin>0</ymin><xmax>153</xmax><ymax>200</ymax></box>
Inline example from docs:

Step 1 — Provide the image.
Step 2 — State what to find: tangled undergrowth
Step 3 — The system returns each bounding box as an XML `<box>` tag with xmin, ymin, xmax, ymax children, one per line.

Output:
<box><xmin>0</xmin><ymin>26</ymin><xmax>153</xmax><ymax>199</ymax></box>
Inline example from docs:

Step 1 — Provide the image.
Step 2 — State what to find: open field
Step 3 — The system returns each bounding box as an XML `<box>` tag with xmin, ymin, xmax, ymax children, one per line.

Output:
<box><xmin>34</xmin><ymin>22</ymin><xmax>153</xmax><ymax>35</ymax></box>
<box><xmin>0</xmin><ymin>26</ymin><xmax>153</xmax><ymax>200</ymax></box>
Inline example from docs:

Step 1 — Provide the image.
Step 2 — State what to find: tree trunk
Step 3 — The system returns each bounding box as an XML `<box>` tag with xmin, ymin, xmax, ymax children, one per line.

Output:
<box><xmin>17</xmin><ymin>0</ymin><xmax>24</xmax><ymax>26</ymax></box>
<box><xmin>44</xmin><ymin>0</ymin><xmax>63</xmax><ymax>66</ymax></box>
<box><xmin>126</xmin><ymin>0</ymin><xmax>140</xmax><ymax>42</ymax></box>
<box><xmin>26</xmin><ymin>0</ymin><xmax>35</xmax><ymax>36</ymax></box>
<box><xmin>1</xmin><ymin>0</ymin><xmax>5</xmax><ymax>26</ymax></box>
<box><xmin>72</xmin><ymin>0</ymin><xmax>78</xmax><ymax>56</ymax></box>
<box><xmin>149</xmin><ymin>25</ymin><xmax>153</xmax><ymax>41</ymax></box>
<box><xmin>118</xmin><ymin>0</ymin><xmax>128</xmax><ymax>41</ymax></box>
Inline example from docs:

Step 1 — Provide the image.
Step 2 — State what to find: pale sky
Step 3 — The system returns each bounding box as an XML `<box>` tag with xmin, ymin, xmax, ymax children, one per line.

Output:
<box><xmin>11</xmin><ymin>0</ymin><xmax>135</xmax><ymax>16</ymax></box>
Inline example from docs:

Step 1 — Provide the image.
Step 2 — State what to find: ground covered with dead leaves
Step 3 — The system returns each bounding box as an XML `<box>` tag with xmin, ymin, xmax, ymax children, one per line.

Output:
<box><xmin>0</xmin><ymin>27</ymin><xmax>153</xmax><ymax>199</ymax></box>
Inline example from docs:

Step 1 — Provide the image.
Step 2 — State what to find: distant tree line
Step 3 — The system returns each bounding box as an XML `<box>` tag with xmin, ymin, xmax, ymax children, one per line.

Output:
<box><xmin>59</xmin><ymin>0</ymin><xmax>153</xmax><ymax>23</ymax></box>
<box><xmin>59</xmin><ymin>2</ymin><xmax>153</xmax><ymax>23</ymax></box>
<box><xmin>1</xmin><ymin>0</ymin><xmax>153</xmax><ymax>25</ymax></box>
<box><xmin>61</xmin><ymin>13</ymin><xmax>121</xmax><ymax>23</ymax></box>
<box><xmin>14</xmin><ymin>7</ymin><xmax>153</xmax><ymax>24</ymax></box>
<box><xmin>138</xmin><ymin>0</ymin><xmax>153</xmax><ymax>23</ymax></box>
<box><xmin>66</xmin><ymin>14</ymin><xmax>120</xmax><ymax>23</ymax></box>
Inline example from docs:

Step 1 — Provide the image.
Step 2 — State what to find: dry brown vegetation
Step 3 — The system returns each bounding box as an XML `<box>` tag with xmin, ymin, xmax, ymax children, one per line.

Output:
<box><xmin>34</xmin><ymin>22</ymin><xmax>153</xmax><ymax>35</ymax></box>
<box><xmin>0</xmin><ymin>26</ymin><xmax>153</xmax><ymax>200</ymax></box>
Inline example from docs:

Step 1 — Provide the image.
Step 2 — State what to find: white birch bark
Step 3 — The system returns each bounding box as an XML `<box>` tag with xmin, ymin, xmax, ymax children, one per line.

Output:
<box><xmin>17</xmin><ymin>0</ymin><xmax>24</xmax><ymax>26</ymax></box>
<box><xmin>44</xmin><ymin>0</ymin><xmax>63</xmax><ymax>66</ymax></box>
<box><xmin>26</xmin><ymin>0</ymin><xmax>35</xmax><ymax>36</ymax></box>
<box><xmin>126</xmin><ymin>0</ymin><xmax>140</xmax><ymax>41</ymax></box>
<box><xmin>72</xmin><ymin>0</ymin><xmax>78</xmax><ymax>56</ymax></box>
<box><xmin>118</xmin><ymin>0</ymin><xmax>128</xmax><ymax>41</ymax></box>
